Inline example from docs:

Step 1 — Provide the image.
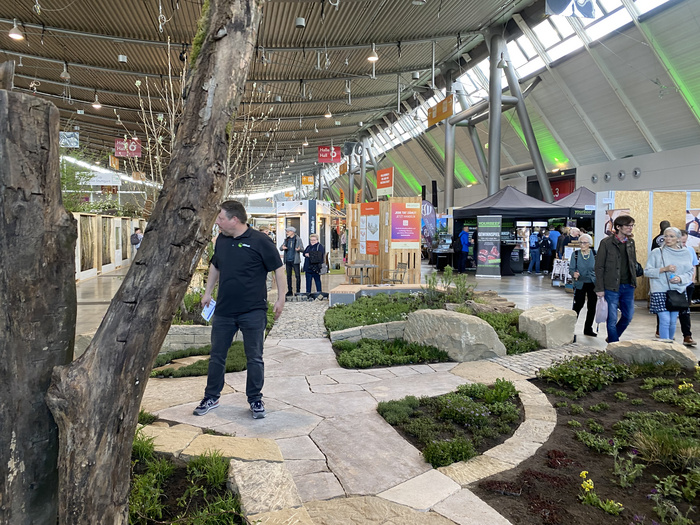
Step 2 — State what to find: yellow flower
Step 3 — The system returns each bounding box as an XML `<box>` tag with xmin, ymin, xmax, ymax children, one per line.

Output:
<box><xmin>581</xmin><ymin>479</ymin><xmax>594</xmax><ymax>492</ymax></box>
<box><xmin>580</xmin><ymin>471</ymin><xmax>588</xmax><ymax>479</ymax></box>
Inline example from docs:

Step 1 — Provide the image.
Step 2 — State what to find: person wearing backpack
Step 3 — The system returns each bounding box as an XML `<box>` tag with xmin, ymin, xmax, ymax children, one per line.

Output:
<box><xmin>130</xmin><ymin>227</ymin><xmax>143</xmax><ymax>252</ymax></box>
<box><xmin>540</xmin><ymin>229</ymin><xmax>554</xmax><ymax>274</ymax></box>
<box><xmin>527</xmin><ymin>229</ymin><xmax>542</xmax><ymax>274</ymax></box>
<box><xmin>569</xmin><ymin>234</ymin><xmax>597</xmax><ymax>337</ymax></box>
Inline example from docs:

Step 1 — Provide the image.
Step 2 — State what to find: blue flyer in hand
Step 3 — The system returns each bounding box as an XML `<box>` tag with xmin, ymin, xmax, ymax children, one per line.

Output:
<box><xmin>201</xmin><ymin>299</ymin><xmax>216</xmax><ymax>322</ymax></box>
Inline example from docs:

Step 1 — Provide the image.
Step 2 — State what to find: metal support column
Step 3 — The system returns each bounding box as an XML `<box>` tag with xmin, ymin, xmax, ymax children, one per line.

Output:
<box><xmin>443</xmin><ymin>72</ymin><xmax>455</xmax><ymax>211</ymax></box>
<box><xmin>501</xmin><ymin>48</ymin><xmax>554</xmax><ymax>202</ymax></box>
<box><xmin>487</xmin><ymin>31</ymin><xmax>504</xmax><ymax>196</ymax></box>
<box><xmin>317</xmin><ymin>167</ymin><xmax>323</xmax><ymax>200</ymax></box>
<box><xmin>348</xmin><ymin>154</ymin><xmax>354</xmax><ymax>204</ymax></box>
<box><xmin>360</xmin><ymin>136</ymin><xmax>368</xmax><ymax>203</ymax></box>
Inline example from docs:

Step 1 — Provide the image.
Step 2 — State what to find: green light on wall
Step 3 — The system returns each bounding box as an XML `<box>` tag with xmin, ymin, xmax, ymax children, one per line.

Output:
<box><xmin>385</xmin><ymin>152</ymin><xmax>422</xmax><ymax>194</ymax></box>
<box><xmin>424</xmin><ymin>134</ymin><xmax>478</xmax><ymax>185</ymax></box>
<box><xmin>507</xmin><ymin>107</ymin><xmax>569</xmax><ymax>169</ymax></box>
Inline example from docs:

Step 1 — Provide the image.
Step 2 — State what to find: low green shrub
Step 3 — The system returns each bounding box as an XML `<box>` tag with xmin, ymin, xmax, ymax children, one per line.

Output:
<box><xmin>473</xmin><ymin>310</ymin><xmax>541</xmax><ymax>355</ymax></box>
<box><xmin>138</xmin><ymin>409</ymin><xmax>157</xmax><ymax>426</ymax></box>
<box><xmin>333</xmin><ymin>338</ymin><xmax>450</xmax><ymax>369</ymax></box>
<box><xmin>152</xmin><ymin>342</ymin><xmax>246</xmax><ymax>378</ymax></box>
<box><xmin>130</xmin><ymin>471</ymin><xmax>166</xmax><ymax>523</ymax></box>
<box><xmin>536</xmin><ymin>352</ymin><xmax>631</xmax><ymax>396</ymax></box>
<box><xmin>575</xmin><ymin>430</ymin><xmax>618</xmax><ymax>454</ymax></box>
<box><xmin>377</xmin><ymin>396</ymin><xmax>420</xmax><ymax>426</ymax></box>
<box><xmin>132</xmin><ymin>428</ymin><xmax>155</xmax><ymax>463</ymax></box>
<box><xmin>188</xmin><ymin>450</ymin><xmax>230</xmax><ymax>488</ymax></box>
<box><xmin>324</xmin><ymin>293</ymin><xmax>425</xmax><ymax>332</ymax></box>
<box><xmin>423</xmin><ymin>437</ymin><xmax>477</xmax><ymax>468</ymax></box>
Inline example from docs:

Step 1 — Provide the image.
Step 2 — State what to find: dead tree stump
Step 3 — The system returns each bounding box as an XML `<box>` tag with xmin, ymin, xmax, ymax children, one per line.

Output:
<box><xmin>0</xmin><ymin>89</ymin><xmax>77</xmax><ymax>524</ymax></box>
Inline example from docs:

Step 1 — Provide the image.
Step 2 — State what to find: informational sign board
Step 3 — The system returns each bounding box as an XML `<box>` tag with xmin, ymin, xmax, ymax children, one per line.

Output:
<box><xmin>339</xmin><ymin>188</ymin><xmax>345</xmax><ymax>208</ymax></box>
<box><xmin>59</xmin><ymin>131</ymin><xmax>79</xmax><ymax>148</ymax></box>
<box><xmin>284</xmin><ymin>191</ymin><xmax>294</xmax><ymax>198</ymax></box>
<box><xmin>355</xmin><ymin>190</ymin><xmax>362</xmax><ymax>204</ymax></box>
<box><xmin>476</xmin><ymin>215</ymin><xmax>502</xmax><ymax>279</ymax></box>
<box><xmin>89</xmin><ymin>172</ymin><xmax>122</xmax><ymax>186</ymax></box>
<box><xmin>391</xmin><ymin>202</ymin><xmax>421</xmax><ymax>249</ymax></box>
<box><xmin>421</xmin><ymin>200</ymin><xmax>436</xmax><ymax>249</ymax></box>
<box><xmin>302</xmin><ymin>175</ymin><xmax>315</xmax><ymax>186</ymax></box>
<box><xmin>308</xmin><ymin>200</ymin><xmax>317</xmax><ymax>236</ymax></box>
<box><xmin>339</xmin><ymin>160</ymin><xmax>348</xmax><ymax>175</ymax></box>
<box><xmin>427</xmin><ymin>94</ymin><xmax>454</xmax><ymax>127</ymax></box>
<box><xmin>109</xmin><ymin>155</ymin><xmax>119</xmax><ymax>170</ymax></box>
<box><xmin>115</xmin><ymin>138</ymin><xmax>142</xmax><ymax>158</ymax></box>
<box><xmin>317</xmin><ymin>145</ymin><xmax>342</xmax><ymax>163</ymax></box>
<box><xmin>376</xmin><ymin>167</ymin><xmax>394</xmax><ymax>198</ymax></box>
<box><xmin>360</xmin><ymin>202</ymin><xmax>380</xmax><ymax>255</ymax></box>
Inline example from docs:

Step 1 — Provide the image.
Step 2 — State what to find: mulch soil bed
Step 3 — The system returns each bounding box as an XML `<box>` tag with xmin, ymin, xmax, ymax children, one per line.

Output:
<box><xmin>472</xmin><ymin>376</ymin><xmax>700</xmax><ymax>525</ymax></box>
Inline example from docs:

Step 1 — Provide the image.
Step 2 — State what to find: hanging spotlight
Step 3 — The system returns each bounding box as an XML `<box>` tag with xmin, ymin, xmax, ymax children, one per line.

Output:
<box><xmin>496</xmin><ymin>53</ymin><xmax>507</xmax><ymax>69</ymax></box>
<box><xmin>295</xmin><ymin>17</ymin><xmax>306</xmax><ymax>29</ymax></box>
<box><xmin>324</xmin><ymin>105</ymin><xmax>332</xmax><ymax>118</ymax></box>
<box><xmin>92</xmin><ymin>90</ymin><xmax>102</xmax><ymax>109</ymax></box>
<box><xmin>344</xmin><ymin>80</ymin><xmax>351</xmax><ymax>94</ymax></box>
<box><xmin>367</xmin><ymin>43</ymin><xmax>379</xmax><ymax>62</ymax></box>
<box><xmin>59</xmin><ymin>62</ymin><xmax>71</xmax><ymax>82</ymax></box>
<box><xmin>412</xmin><ymin>0</ymin><xmax>427</xmax><ymax>5</ymax></box>
<box><xmin>273</xmin><ymin>95</ymin><xmax>282</xmax><ymax>103</ymax></box>
<box><xmin>303</xmin><ymin>137</ymin><xmax>309</xmax><ymax>146</ymax></box>
<box><xmin>9</xmin><ymin>19</ymin><xmax>24</xmax><ymax>40</ymax></box>
<box><xmin>314</xmin><ymin>123</ymin><xmax>319</xmax><ymax>133</ymax></box>
<box><xmin>412</xmin><ymin>71</ymin><xmax>420</xmax><ymax>80</ymax></box>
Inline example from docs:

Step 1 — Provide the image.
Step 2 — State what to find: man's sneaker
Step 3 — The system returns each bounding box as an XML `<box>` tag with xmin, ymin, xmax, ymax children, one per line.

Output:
<box><xmin>193</xmin><ymin>397</ymin><xmax>219</xmax><ymax>416</ymax></box>
<box><xmin>684</xmin><ymin>336</ymin><xmax>697</xmax><ymax>347</ymax></box>
<box><xmin>250</xmin><ymin>400</ymin><xmax>266</xmax><ymax>419</ymax></box>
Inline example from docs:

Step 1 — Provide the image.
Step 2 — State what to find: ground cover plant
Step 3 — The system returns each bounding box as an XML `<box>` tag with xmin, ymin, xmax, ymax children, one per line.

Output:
<box><xmin>150</xmin><ymin>343</ymin><xmax>246</xmax><ymax>378</ymax></box>
<box><xmin>323</xmin><ymin>292</ymin><xmax>426</xmax><ymax>332</ymax></box>
<box><xmin>473</xmin><ymin>354</ymin><xmax>700</xmax><ymax>525</ymax></box>
<box><xmin>129</xmin><ymin>429</ymin><xmax>244</xmax><ymax>524</ymax></box>
<box><xmin>378</xmin><ymin>379</ymin><xmax>523</xmax><ymax>468</ymax></box>
<box><xmin>332</xmin><ymin>338</ymin><xmax>450</xmax><ymax>368</ymax></box>
<box><xmin>456</xmin><ymin>307</ymin><xmax>542</xmax><ymax>355</ymax></box>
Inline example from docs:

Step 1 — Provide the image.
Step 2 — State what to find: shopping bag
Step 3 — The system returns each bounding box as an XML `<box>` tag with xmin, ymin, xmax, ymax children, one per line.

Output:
<box><xmin>595</xmin><ymin>297</ymin><xmax>608</xmax><ymax>324</ymax></box>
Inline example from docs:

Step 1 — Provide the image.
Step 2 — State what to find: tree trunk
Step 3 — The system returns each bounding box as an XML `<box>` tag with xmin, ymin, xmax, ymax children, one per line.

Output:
<box><xmin>44</xmin><ymin>1</ymin><xmax>265</xmax><ymax>523</ymax></box>
<box><xmin>0</xmin><ymin>91</ymin><xmax>77</xmax><ymax>524</ymax></box>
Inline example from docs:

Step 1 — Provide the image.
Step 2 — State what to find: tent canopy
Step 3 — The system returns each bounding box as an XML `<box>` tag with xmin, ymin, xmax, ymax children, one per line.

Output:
<box><xmin>453</xmin><ymin>186</ymin><xmax>565</xmax><ymax>219</ymax></box>
<box><xmin>553</xmin><ymin>187</ymin><xmax>596</xmax><ymax>217</ymax></box>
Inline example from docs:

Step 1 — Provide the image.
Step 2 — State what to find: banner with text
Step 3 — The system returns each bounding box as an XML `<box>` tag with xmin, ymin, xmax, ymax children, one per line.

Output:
<box><xmin>302</xmin><ymin>175</ymin><xmax>315</xmax><ymax>186</ymax></box>
<box><xmin>115</xmin><ymin>138</ymin><xmax>142</xmax><ymax>157</ymax></box>
<box><xmin>360</xmin><ymin>202</ymin><xmax>380</xmax><ymax>255</ymax></box>
<box><xmin>427</xmin><ymin>94</ymin><xmax>454</xmax><ymax>127</ymax></box>
<box><xmin>476</xmin><ymin>215</ymin><xmax>502</xmax><ymax>279</ymax></box>
<box><xmin>339</xmin><ymin>188</ymin><xmax>345</xmax><ymax>208</ymax></box>
<box><xmin>391</xmin><ymin>202</ymin><xmax>421</xmax><ymax>249</ymax></box>
<box><xmin>317</xmin><ymin>145</ymin><xmax>342</xmax><ymax>163</ymax></box>
<box><xmin>376</xmin><ymin>167</ymin><xmax>394</xmax><ymax>197</ymax></box>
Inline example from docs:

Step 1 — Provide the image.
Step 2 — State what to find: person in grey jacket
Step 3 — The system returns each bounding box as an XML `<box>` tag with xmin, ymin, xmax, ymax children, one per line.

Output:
<box><xmin>280</xmin><ymin>226</ymin><xmax>305</xmax><ymax>295</ymax></box>
<box><xmin>569</xmin><ymin>234</ymin><xmax>597</xmax><ymax>337</ymax></box>
<box><xmin>645</xmin><ymin>227</ymin><xmax>694</xmax><ymax>341</ymax></box>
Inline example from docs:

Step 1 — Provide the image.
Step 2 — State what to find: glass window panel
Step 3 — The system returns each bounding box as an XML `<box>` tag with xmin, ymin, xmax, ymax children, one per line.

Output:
<box><xmin>549</xmin><ymin>15</ymin><xmax>575</xmax><ymax>38</ymax></box>
<box><xmin>506</xmin><ymin>42</ymin><xmax>528</xmax><ymax>68</ymax></box>
<box><xmin>548</xmin><ymin>36</ymin><xmax>585</xmax><ymax>62</ymax></box>
<box><xmin>476</xmin><ymin>59</ymin><xmax>490</xmax><ymax>80</ymax></box>
<box><xmin>395</xmin><ymin>120</ymin><xmax>406</xmax><ymax>133</ymax></box>
<box><xmin>532</xmin><ymin>20</ymin><xmax>561</xmax><ymax>49</ymax></box>
<box><xmin>456</xmin><ymin>73</ymin><xmax>478</xmax><ymax>94</ymax></box>
<box><xmin>634</xmin><ymin>0</ymin><xmax>670</xmax><ymax>15</ymax></box>
<box><xmin>598</xmin><ymin>0</ymin><xmax>623</xmax><ymax>13</ymax></box>
<box><xmin>586</xmin><ymin>8</ymin><xmax>633</xmax><ymax>41</ymax></box>
<box><xmin>517</xmin><ymin>35</ymin><xmax>538</xmax><ymax>59</ymax></box>
<box><xmin>516</xmin><ymin>56</ymin><xmax>546</xmax><ymax>78</ymax></box>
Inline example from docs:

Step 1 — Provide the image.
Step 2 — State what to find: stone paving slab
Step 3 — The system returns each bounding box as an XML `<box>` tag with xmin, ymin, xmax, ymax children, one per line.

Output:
<box><xmin>266</xmin><ymin>355</ymin><xmax>341</xmax><ymax>377</ymax></box>
<box><xmin>484</xmin><ymin>439</ymin><xmax>543</xmax><ymax>467</ymax></box>
<box><xmin>305</xmin><ymin>496</ymin><xmax>456</xmax><ymax>525</ymax></box>
<box><xmin>438</xmin><ymin>455</ymin><xmax>515</xmax><ymax>487</ymax></box>
<box><xmin>285</xmin><ymin>390</ymin><xmax>378</xmax><ymax>418</ymax></box>
<box><xmin>363</xmin><ymin>370</ymin><xmax>467</xmax><ymax>402</ymax></box>
<box><xmin>306</xmin><ymin>374</ymin><xmax>337</xmax><ymax>385</ymax></box>
<box><xmin>310</xmin><ymin>413</ymin><xmax>431</xmax><ymax>495</ymax></box>
<box><xmin>323</xmin><ymin>370</ymin><xmax>384</xmax><ymax>385</ymax></box>
<box><xmin>378</xmin><ymin>469</ymin><xmax>461</xmax><ymax>511</ymax></box>
<box><xmin>247</xmin><ymin>507</ymin><xmax>315</xmax><ymax>525</ymax></box>
<box><xmin>310</xmin><ymin>383</ymin><xmax>363</xmax><ymax>394</ymax></box>
<box><xmin>213</xmin><ymin>406</ymin><xmax>324</xmax><ymax>440</ymax></box>
<box><xmin>512</xmin><ymin>419</ymin><xmax>557</xmax><ymax>444</ymax></box>
<box><xmin>450</xmin><ymin>360</ymin><xmax>528</xmax><ymax>383</ymax></box>
<box><xmin>285</xmin><ymin>459</ymin><xmax>329</xmax><ymax>477</ymax></box>
<box><xmin>488</xmin><ymin>344</ymin><xmax>598</xmax><ymax>378</ymax></box>
<box><xmin>258</xmin><ymin>375</ymin><xmax>313</xmax><ymax>399</ymax></box>
<box><xmin>277</xmin><ymin>436</ymin><xmax>326</xmax><ymax>460</ymax></box>
<box><xmin>294</xmin><ymin>471</ymin><xmax>346</xmax><ymax>502</ymax></box>
<box><xmin>524</xmin><ymin>404</ymin><xmax>557</xmax><ymax>422</ymax></box>
<box><xmin>433</xmin><ymin>488</ymin><xmax>512</xmax><ymax>525</ymax></box>
<box><xmin>142</xmin><ymin>376</ymin><xmax>234</xmax><ymax>413</ymax></box>
<box><xmin>139</xmin><ymin>424</ymin><xmax>202</xmax><ymax>457</ymax></box>
<box><xmin>229</xmin><ymin>459</ymin><xmax>303</xmax><ymax>515</ymax></box>
<box><xmin>181</xmin><ymin>434</ymin><xmax>283</xmax><ymax>462</ymax></box>
<box><xmin>273</xmin><ymin>338</ymin><xmax>335</xmax><ymax>355</ymax></box>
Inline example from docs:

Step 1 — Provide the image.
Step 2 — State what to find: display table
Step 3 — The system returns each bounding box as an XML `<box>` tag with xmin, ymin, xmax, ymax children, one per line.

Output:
<box><xmin>345</xmin><ymin>262</ymin><xmax>379</xmax><ymax>285</ymax></box>
<box><xmin>433</xmin><ymin>249</ymin><xmax>454</xmax><ymax>271</ymax></box>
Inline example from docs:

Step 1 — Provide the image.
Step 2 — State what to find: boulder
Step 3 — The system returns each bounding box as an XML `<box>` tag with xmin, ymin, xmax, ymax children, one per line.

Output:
<box><xmin>606</xmin><ymin>339</ymin><xmax>698</xmax><ymax>370</ymax></box>
<box><xmin>329</xmin><ymin>326</ymin><xmax>362</xmax><ymax>343</ymax></box>
<box><xmin>519</xmin><ymin>305</ymin><xmax>576</xmax><ymax>348</ymax></box>
<box><xmin>463</xmin><ymin>300</ymin><xmax>517</xmax><ymax>315</ymax></box>
<box><xmin>403</xmin><ymin>309</ymin><xmax>506</xmax><ymax>362</ymax></box>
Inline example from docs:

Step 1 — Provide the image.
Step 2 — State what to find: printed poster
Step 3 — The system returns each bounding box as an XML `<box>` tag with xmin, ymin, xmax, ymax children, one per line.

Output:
<box><xmin>687</xmin><ymin>210</ymin><xmax>700</xmax><ymax>249</ymax></box>
<box><xmin>360</xmin><ymin>202</ymin><xmax>380</xmax><ymax>255</ymax></box>
<box><xmin>391</xmin><ymin>202</ymin><xmax>421</xmax><ymax>249</ymax></box>
<box><xmin>603</xmin><ymin>209</ymin><xmax>631</xmax><ymax>236</ymax></box>
<box><xmin>476</xmin><ymin>215</ymin><xmax>502</xmax><ymax>279</ymax></box>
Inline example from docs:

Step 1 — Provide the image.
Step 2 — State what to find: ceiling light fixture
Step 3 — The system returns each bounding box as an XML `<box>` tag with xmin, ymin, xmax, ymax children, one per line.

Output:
<box><xmin>295</xmin><ymin>17</ymin><xmax>306</xmax><ymax>29</ymax></box>
<box><xmin>367</xmin><ymin>43</ymin><xmax>379</xmax><ymax>62</ymax></box>
<box><xmin>324</xmin><ymin>105</ymin><xmax>332</xmax><ymax>118</ymax></box>
<box><xmin>412</xmin><ymin>0</ymin><xmax>427</xmax><ymax>5</ymax></box>
<box><xmin>59</xmin><ymin>62</ymin><xmax>70</xmax><ymax>82</ymax></box>
<box><xmin>92</xmin><ymin>90</ymin><xmax>102</xmax><ymax>109</ymax></box>
<box><xmin>314</xmin><ymin>123</ymin><xmax>319</xmax><ymax>133</ymax></box>
<box><xmin>303</xmin><ymin>137</ymin><xmax>309</xmax><ymax>146</ymax></box>
<box><xmin>273</xmin><ymin>95</ymin><xmax>282</xmax><ymax>103</ymax></box>
<box><xmin>9</xmin><ymin>19</ymin><xmax>24</xmax><ymax>40</ymax></box>
<box><xmin>496</xmin><ymin>53</ymin><xmax>507</xmax><ymax>69</ymax></box>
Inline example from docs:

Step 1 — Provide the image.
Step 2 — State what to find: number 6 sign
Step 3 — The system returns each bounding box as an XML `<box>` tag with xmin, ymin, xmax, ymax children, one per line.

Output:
<box><xmin>115</xmin><ymin>138</ymin><xmax>142</xmax><ymax>158</ymax></box>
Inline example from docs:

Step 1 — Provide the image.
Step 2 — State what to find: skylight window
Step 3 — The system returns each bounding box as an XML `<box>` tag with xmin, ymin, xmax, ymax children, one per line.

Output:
<box><xmin>532</xmin><ymin>20</ymin><xmax>561</xmax><ymax>48</ymax></box>
<box><xmin>586</xmin><ymin>7</ymin><xmax>633</xmax><ymax>41</ymax></box>
<box><xmin>516</xmin><ymin>56</ymin><xmax>546</xmax><ymax>78</ymax></box>
<box><xmin>635</xmin><ymin>0</ymin><xmax>670</xmax><ymax>14</ymax></box>
<box><xmin>506</xmin><ymin>41</ymin><xmax>528</xmax><ymax>68</ymax></box>
<box><xmin>598</xmin><ymin>0</ymin><xmax>623</xmax><ymax>13</ymax></box>
<box><xmin>548</xmin><ymin>36</ymin><xmax>585</xmax><ymax>62</ymax></box>
<box><xmin>548</xmin><ymin>15</ymin><xmax>575</xmax><ymax>38</ymax></box>
<box><xmin>516</xmin><ymin>35</ymin><xmax>538</xmax><ymax>59</ymax></box>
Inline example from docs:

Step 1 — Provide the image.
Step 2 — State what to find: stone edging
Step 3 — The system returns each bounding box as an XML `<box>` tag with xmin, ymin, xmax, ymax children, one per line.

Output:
<box><xmin>329</xmin><ymin>320</ymin><xmax>406</xmax><ymax>343</ymax></box>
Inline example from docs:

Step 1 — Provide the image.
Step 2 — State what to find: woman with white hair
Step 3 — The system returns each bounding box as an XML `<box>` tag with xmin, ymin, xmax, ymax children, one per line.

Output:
<box><xmin>569</xmin><ymin>233</ymin><xmax>598</xmax><ymax>337</ymax></box>
<box><xmin>645</xmin><ymin>227</ymin><xmax>695</xmax><ymax>341</ymax></box>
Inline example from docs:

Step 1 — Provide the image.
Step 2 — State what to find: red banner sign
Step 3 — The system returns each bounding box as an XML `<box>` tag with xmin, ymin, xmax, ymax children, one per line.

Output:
<box><xmin>115</xmin><ymin>138</ymin><xmax>142</xmax><ymax>158</ymax></box>
<box><xmin>376</xmin><ymin>167</ymin><xmax>394</xmax><ymax>197</ymax></box>
<box><xmin>317</xmin><ymin>145</ymin><xmax>341</xmax><ymax>163</ymax></box>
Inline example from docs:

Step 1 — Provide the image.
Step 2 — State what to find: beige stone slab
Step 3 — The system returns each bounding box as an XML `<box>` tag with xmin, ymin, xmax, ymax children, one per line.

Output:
<box><xmin>305</xmin><ymin>496</ymin><xmax>456</xmax><ymax>525</ymax></box>
<box><xmin>429</xmin><ymin>362</ymin><xmax>458</xmax><ymax>372</ymax></box>
<box><xmin>248</xmin><ymin>507</ymin><xmax>315</xmax><ymax>525</ymax></box>
<box><xmin>324</xmin><ymin>371</ymin><xmax>383</xmax><ymax>385</ymax></box>
<box><xmin>524</xmin><ymin>404</ymin><xmax>557</xmax><ymax>422</ymax></box>
<box><xmin>518</xmin><ymin>392</ymin><xmax>551</xmax><ymax>407</ymax></box>
<box><xmin>286</xmin><ymin>459</ymin><xmax>329</xmax><ymax>477</ymax></box>
<box><xmin>484</xmin><ymin>439</ymin><xmax>543</xmax><ymax>467</ymax></box>
<box><xmin>285</xmin><ymin>391</ymin><xmax>378</xmax><ymax>418</ymax></box>
<box><xmin>437</xmin><ymin>455</ymin><xmax>514</xmax><ymax>486</ymax></box>
<box><xmin>512</xmin><ymin>379</ymin><xmax>543</xmax><ymax>395</ymax></box>
<box><xmin>277</xmin><ymin>436</ymin><xmax>326</xmax><ymax>460</ymax></box>
<box><xmin>363</xmin><ymin>371</ymin><xmax>466</xmax><ymax>402</ymax></box>
<box><xmin>389</xmin><ymin>366</ymin><xmax>421</xmax><ymax>377</ymax></box>
<box><xmin>512</xmin><ymin>419</ymin><xmax>556</xmax><ymax>444</ymax></box>
<box><xmin>212</xmin><ymin>406</ymin><xmax>323</xmax><ymax>440</ymax></box>
<box><xmin>410</xmin><ymin>364</ymin><xmax>437</xmax><ymax>374</ymax></box>
<box><xmin>181</xmin><ymin>434</ymin><xmax>283</xmax><ymax>462</ymax></box>
<box><xmin>139</xmin><ymin>425</ymin><xmax>201</xmax><ymax>457</ymax></box>
<box><xmin>295</xmin><ymin>471</ymin><xmax>346</xmax><ymax>502</ymax></box>
<box><xmin>310</xmin><ymin>383</ymin><xmax>364</xmax><ymax>394</ymax></box>
<box><xmin>170</xmin><ymin>423</ymin><xmax>204</xmax><ymax>433</ymax></box>
<box><xmin>229</xmin><ymin>459</ymin><xmax>303</xmax><ymax>515</ymax></box>
<box><xmin>377</xmin><ymin>469</ymin><xmax>460</xmax><ymax>511</ymax></box>
<box><xmin>363</xmin><ymin>368</ymin><xmax>398</xmax><ymax>380</ymax></box>
<box><xmin>433</xmin><ymin>488</ymin><xmax>512</xmax><ymax>525</ymax></box>
<box><xmin>306</xmin><ymin>374</ymin><xmax>337</xmax><ymax>386</ymax></box>
<box><xmin>141</xmin><ymin>376</ymin><xmax>234</xmax><ymax>413</ymax></box>
<box><xmin>451</xmin><ymin>361</ymin><xmax>528</xmax><ymax>383</ymax></box>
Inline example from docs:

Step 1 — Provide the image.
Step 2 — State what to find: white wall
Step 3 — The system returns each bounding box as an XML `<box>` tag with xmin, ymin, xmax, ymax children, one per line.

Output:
<box><xmin>576</xmin><ymin>144</ymin><xmax>700</xmax><ymax>192</ymax></box>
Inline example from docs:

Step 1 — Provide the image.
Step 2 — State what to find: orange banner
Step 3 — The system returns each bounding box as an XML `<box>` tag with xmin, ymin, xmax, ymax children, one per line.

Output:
<box><xmin>339</xmin><ymin>188</ymin><xmax>345</xmax><ymax>208</ymax></box>
<box><xmin>427</xmin><ymin>94</ymin><xmax>453</xmax><ymax>127</ymax></box>
<box><xmin>302</xmin><ymin>175</ymin><xmax>314</xmax><ymax>186</ymax></box>
<box><xmin>109</xmin><ymin>155</ymin><xmax>119</xmax><ymax>170</ymax></box>
<box><xmin>376</xmin><ymin>167</ymin><xmax>394</xmax><ymax>197</ymax></box>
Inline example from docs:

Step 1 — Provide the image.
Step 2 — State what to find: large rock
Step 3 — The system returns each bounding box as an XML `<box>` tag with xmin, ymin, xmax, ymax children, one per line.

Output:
<box><xmin>519</xmin><ymin>305</ymin><xmax>576</xmax><ymax>348</ymax></box>
<box><xmin>463</xmin><ymin>300</ymin><xmax>517</xmax><ymax>315</ymax></box>
<box><xmin>606</xmin><ymin>339</ymin><xmax>698</xmax><ymax>370</ymax></box>
<box><xmin>403</xmin><ymin>310</ymin><xmax>506</xmax><ymax>362</ymax></box>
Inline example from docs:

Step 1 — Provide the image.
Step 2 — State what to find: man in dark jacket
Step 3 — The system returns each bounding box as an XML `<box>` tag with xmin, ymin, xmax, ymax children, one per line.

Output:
<box><xmin>594</xmin><ymin>215</ymin><xmax>638</xmax><ymax>343</ymax></box>
<box><xmin>651</xmin><ymin>220</ymin><xmax>670</xmax><ymax>251</ymax></box>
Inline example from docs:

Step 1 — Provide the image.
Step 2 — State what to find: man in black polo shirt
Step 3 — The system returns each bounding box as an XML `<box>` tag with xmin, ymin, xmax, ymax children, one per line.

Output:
<box><xmin>194</xmin><ymin>201</ymin><xmax>285</xmax><ymax>419</ymax></box>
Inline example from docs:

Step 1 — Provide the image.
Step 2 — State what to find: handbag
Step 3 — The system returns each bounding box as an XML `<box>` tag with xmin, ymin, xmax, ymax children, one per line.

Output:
<box><xmin>660</xmin><ymin>249</ymin><xmax>690</xmax><ymax>312</ymax></box>
<box><xmin>635</xmin><ymin>262</ymin><xmax>644</xmax><ymax>278</ymax></box>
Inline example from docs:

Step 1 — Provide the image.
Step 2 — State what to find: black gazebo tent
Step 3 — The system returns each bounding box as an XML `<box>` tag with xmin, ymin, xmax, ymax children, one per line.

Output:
<box><xmin>453</xmin><ymin>186</ymin><xmax>565</xmax><ymax>219</ymax></box>
<box><xmin>552</xmin><ymin>187</ymin><xmax>596</xmax><ymax>217</ymax></box>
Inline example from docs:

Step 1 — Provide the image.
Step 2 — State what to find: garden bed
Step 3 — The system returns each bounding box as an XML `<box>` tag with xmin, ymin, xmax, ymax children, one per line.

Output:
<box><xmin>473</xmin><ymin>356</ymin><xmax>700</xmax><ymax>525</ymax></box>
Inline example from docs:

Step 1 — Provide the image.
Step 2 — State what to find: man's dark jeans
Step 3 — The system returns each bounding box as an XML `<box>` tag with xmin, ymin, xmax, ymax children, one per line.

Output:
<box><xmin>204</xmin><ymin>310</ymin><xmax>267</xmax><ymax>404</ymax></box>
<box><xmin>286</xmin><ymin>262</ymin><xmax>301</xmax><ymax>294</ymax></box>
<box><xmin>604</xmin><ymin>283</ymin><xmax>635</xmax><ymax>343</ymax></box>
